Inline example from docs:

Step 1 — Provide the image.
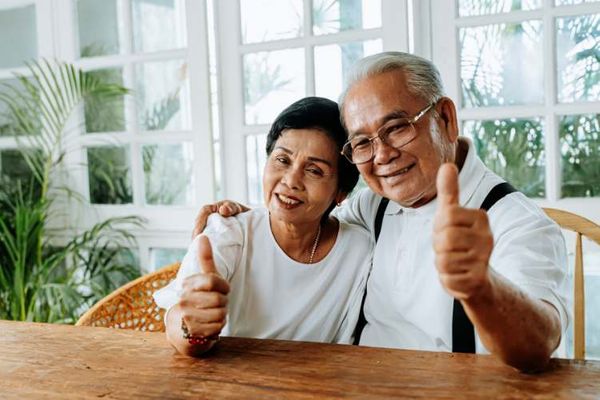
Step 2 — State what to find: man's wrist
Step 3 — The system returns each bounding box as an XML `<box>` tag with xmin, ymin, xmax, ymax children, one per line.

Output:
<box><xmin>465</xmin><ymin>267</ymin><xmax>496</xmax><ymax>306</ymax></box>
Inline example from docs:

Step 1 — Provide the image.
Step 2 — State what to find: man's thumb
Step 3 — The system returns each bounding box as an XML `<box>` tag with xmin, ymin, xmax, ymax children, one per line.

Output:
<box><xmin>198</xmin><ymin>235</ymin><xmax>218</xmax><ymax>275</ymax></box>
<box><xmin>436</xmin><ymin>163</ymin><xmax>459</xmax><ymax>207</ymax></box>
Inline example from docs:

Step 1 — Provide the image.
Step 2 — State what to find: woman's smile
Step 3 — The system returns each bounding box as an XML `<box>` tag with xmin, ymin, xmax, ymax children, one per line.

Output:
<box><xmin>275</xmin><ymin>193</ymin><xmax>303</xmax><ymax>209</ymax></box>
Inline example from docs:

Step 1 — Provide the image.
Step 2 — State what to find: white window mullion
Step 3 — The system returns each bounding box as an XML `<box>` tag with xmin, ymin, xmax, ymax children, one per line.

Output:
<box><xmin>408</xmin><ymin>0</ymin><xmax>433</xmax><ymax>58</ymax></box>
<box><xmin>430</xmin><ymin>0</ymin><xmax>460</xmax><ymax>102</ymax></box>
<box><xmin>35</xmin><ymin>0</ymin><xmax>55</xmax><ymax>58</ymax></box>
<box><xmin>381</xmin><ymin>0</ymin><xmax>410</xmax><ymax>52</ymax></box>
<box><xmin>215</xmin><ymin>0</ymin><xmax>247</xmax><ymax>202</ymax></box>
<box><xmin>118</xmin><ymin>0</ymin><xmax>133</xmax><ymax>55</ymax></box>
<box><xmin>544</xmin><ymin>1</ymin><xmax>560</xmax><ymax>202</ymax></box>
<box><xmin>238</xmin><ymin>28</ymin><xmax>383</xmax><ymax>54</ymax></box>
<box><xmin>186</xmin><ymin>0</ymin><xmax>216</xmax><ymax>205</ymax></box>
<box><xmin>304</xmin><ymin>0</ymin><xmax>315</xmax><ymax>96</ymax></box>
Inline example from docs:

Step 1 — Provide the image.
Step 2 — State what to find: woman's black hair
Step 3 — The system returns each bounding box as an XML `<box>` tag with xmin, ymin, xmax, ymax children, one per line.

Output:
<box><xmin>265</xmin><ymin>97</ymin><xmax>359</xmax><ymax>199</ymax></box>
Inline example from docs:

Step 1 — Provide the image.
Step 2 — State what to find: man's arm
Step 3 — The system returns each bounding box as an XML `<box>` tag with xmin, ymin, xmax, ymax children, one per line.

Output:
<box><xmin>462</xmin><ymin>271</ymin><xmax>561</xmax><ymax>371</ymax></box>
<box><xmin>434</xmin><ymin>164</ymin><xmax>562</xmax><ymax>372</ymax></box>
<box><xmin>165</xmin><ymin>236</ymin><xmax>229</xmax><ymax>357</ymax></box>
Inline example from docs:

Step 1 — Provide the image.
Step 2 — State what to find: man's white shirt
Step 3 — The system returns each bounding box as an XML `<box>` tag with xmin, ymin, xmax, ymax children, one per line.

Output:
<box><xmin>335</xmin><ymin>137</ymin><xmax>570</xmax><ymax>353</ymax></box>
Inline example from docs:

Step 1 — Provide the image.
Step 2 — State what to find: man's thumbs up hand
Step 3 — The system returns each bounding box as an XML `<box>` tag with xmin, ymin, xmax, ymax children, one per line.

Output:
<box><xmin>436</xmin><ymin>163</ymin><xmax>460</xmax><ymax>207</ymax></box>
<box><xmin>433</xmin><ymin>163</ymin><xmax>494</xmax><ymax>301</ymax></box>
<box><xmin>179</xmin><ymin>235</ymin><xmax>230</xmax><ymax>342</ymax></box>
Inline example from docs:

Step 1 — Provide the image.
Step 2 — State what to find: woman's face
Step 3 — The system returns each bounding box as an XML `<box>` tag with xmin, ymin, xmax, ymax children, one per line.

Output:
<box><xmin>263</xmin><ymin>129</ymin><xmax>343</xmax><ymax>226</ymax></box>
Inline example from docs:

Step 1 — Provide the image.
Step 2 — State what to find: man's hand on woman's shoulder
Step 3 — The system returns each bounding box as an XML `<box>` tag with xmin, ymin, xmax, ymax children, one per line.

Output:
<box><xmin>192</xmin><ymin>201</ymin><xmax>250</xmax><ymax>238</ymax></box>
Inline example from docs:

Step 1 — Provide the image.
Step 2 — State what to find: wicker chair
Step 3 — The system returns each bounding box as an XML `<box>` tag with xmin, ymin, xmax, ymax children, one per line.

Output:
<box><xmin>76</xmin><ymin>262</ymin><xmax>180</xmax><ymax>332</ymax></box>
<box><xmin>543</xmin><ymin>208</ymin><xmax>600</xmax><ymax>360</ymax></box>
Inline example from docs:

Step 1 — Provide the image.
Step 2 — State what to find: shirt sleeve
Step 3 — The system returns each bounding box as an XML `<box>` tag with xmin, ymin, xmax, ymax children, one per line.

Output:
<box><xmin>333</xmin><ymin>188</ymin><xmax>378</xmax><ymax>233</ymax></box>
<box><xmin>488</xmin><ymin>193</ymin><xmax>571</xmax><ymax>335</ymax></box>
<box><xmin>153</xmin><ymin>214</ymin><xmax>244</xmax><ymax>312</ymax></box>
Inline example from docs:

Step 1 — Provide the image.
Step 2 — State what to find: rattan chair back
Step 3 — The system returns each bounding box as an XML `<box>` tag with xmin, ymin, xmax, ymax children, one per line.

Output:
<box><xmin>76</xmin><ymin>262</ymin><xmax>180</xmax><ymax>332</ymax></box>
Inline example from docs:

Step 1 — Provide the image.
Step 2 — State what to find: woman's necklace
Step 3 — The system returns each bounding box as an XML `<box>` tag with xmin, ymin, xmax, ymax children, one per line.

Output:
<box><xmin>308</xmin><ymin>224</ymin><xmax>322</xmax><ymax>264</ymax></box>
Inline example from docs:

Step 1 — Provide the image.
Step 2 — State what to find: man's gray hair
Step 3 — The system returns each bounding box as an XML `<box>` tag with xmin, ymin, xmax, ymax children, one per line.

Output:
<box><xmin>339</xmin><ymin>51</ymin><xmax>446</xmax><ymax>114</ymax></box>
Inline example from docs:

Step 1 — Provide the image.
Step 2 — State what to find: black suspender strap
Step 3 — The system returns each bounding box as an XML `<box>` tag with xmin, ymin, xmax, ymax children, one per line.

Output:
<box><xmin>353</xmin><ymin>197</ymin><xmax>389</xmax><ymax>345</ymax></box>
<box><xmin>452</xmin><ymin>181</ymin><xmax>517</xmax><ymax>353</ymax></box>
<box><xmin>479</xmin><ymin>182</ymin><xmax>517</xmax><ymax>213</ymax></box>
<box><xmin>374</xmin><ymin>198</ymin><xmax>390</xmax><ymax>242</ymax></box>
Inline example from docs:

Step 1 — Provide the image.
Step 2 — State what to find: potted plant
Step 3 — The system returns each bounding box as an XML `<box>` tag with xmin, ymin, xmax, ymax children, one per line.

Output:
<box><xmin>0</xmin><ymin>60</ymin><xmax>144</xmax><ymax>323</ymax></box>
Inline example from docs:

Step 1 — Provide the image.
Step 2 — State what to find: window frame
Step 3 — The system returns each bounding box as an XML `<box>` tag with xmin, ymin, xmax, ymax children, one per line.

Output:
<box><xmin>430</xmin><ymin>0</ymin><xmax>600</xmax><ymax>224</ymax></box>
<box><xmin>0</xmin><ymin>0</ymin><xmax>217</xmax><ymax>270</ymax></box>
<box><xmin>214</xmin><ymin>0</ymin><xmax>413</xmax><ymax>204</ymax></box>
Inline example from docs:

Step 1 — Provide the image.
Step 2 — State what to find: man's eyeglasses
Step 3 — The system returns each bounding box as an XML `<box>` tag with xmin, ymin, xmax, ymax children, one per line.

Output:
<box><xmin>341</xmin><ymin>102</ymin><xmax>436</xmax><ymax>165</ymax></box>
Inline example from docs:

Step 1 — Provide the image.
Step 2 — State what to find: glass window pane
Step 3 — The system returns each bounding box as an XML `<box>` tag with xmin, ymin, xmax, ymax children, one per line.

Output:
<box><xmin>87</xmin><ymin>146</ymin><xmax>133</xmax><ymax>204</ymax></box>
<box><xmin>585</xmin><ymin>267</ymin><xmax>600</xmax><ymax>360</ymax></box>
<box><xmin>556</xmin><ymin>14</ymin><xmax>600</xmax><ymax>103</ymax></box>
<box><xmin>149</xmin><ymin>247</ymin><xmax>186</xmax><ymax>271</ymax></box>
<box><xmin>136</xmin><ymin>60</ymin><xmax>190</xmax><ymax>131</ymax></box>
<box><xmin>246</xmin><ymin>134</ymin><xmax>267</xmax><ymax>205</ymax></box>
<box><xmin>460</xmin><ymin>21</ymin><xmax>543</xmax><ymax>107</ymax></box>
<box><xmin>0</xmin><ymin>5</ymin><xmax>37</xmax><ymax>69</ymax></box>
<box><xmin>132</xmin><ymin>0</ymin><xmax>186</xmax><ymax>53</ymax></box>
<box><xmin>0</xmin><ymin>149</ymin><xmax>35</xmax><ymax>188</ymax></box>
<box><xmin>84</xmin><ymin>68</ymin><xmax>126</xmax><ymax>133</ymax></box>
<box><xmin>315</xmin><ymin>39</ymin><xmax>382</xmax><ymax>101</ymax></box>
<box><xmin>556</xmin><ymin>0</ymin><xmax>600</xmax><ymax>5</ymax></box>
<box><xmin>313</xmin><ymin>0</ymin><xmax>381</xmax><ymax>35</ymax></box>
<box><xmin>458</xmin><ymin>0</ymin><xmax>541</xmax><ymax>17</ymax></box>
<box><xmin>143</xmin><ymin>143</ymin><xmax>193</xmax><ymax>205</ymax></box>
<box><xmin>0</xmin><ymin>78</ymin><xmax>24</xmax><ymax>136</ymax></box>
<box><xmin>463</xmin><ymin>118</ymin><xmax>545</xmax><ymax>197</ymax></box>
<box><xmin>240</xmin><ymin>0</ymin><xmax>303</xmax><ymax>44</ymax></box>
<box><xmin>560</xmin><ymin>113</ymin><xmax>600</xmax><ymax>197</ymax></box>
<box><xmin>243</xmin><ymin>48</ymin><xmax>305</xmax><ymax>125</ymax></box>
<box><xmin>77</xmin><ymin>0</ymin><xmax>120</xmax><ymax>57</ymax></box>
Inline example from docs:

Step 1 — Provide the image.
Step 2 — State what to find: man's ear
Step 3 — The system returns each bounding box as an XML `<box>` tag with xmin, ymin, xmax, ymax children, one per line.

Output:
<box><xmin>437</xmin><ymin>97</ymin><xmax>459</xmax><ymax>143</ymax></box>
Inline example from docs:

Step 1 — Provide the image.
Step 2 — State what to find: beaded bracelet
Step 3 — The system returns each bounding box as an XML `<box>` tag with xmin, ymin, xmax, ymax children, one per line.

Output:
<box><xmin>181</xmin><ymin>319</ymin><xmax>219</xmax><ymax>345</ymax></box>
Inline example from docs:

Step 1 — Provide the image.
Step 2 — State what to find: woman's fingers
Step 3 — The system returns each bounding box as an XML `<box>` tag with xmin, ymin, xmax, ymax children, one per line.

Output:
<box><xmin>180</xmin><ymin>290</ymin><xmax>228</xmax><ymax>309</ymax></box>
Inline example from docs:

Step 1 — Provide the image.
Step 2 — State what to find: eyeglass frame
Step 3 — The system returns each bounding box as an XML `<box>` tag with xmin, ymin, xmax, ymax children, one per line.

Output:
<box><xmin>341</xmin><ymin>101</ymin><xmax>437</xmax><ymax>165</ymax></box>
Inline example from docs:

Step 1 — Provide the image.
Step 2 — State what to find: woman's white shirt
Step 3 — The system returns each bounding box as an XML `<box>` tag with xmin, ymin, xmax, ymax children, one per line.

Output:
<box><xmin>154</xmin><ymin>208</ymin><xmax>373</xmax><ymax>344</ymax></box>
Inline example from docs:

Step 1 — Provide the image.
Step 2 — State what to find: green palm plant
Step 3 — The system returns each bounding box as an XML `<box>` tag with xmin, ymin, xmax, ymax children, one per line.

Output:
<box><xmin>0</xmin><ymin>60</ymin><xmax>144</xmax><ymax>323</ymax></box>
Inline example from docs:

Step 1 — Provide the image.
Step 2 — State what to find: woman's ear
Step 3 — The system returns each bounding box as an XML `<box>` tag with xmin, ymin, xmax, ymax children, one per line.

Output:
<box><xmin>437</xmin><ymin>97</ymin><xmax>459</xmax><ymax>143</ymax></box>
<box><xmin>335</xmin><ymin>191</ymin><xmax>347</xmax><ymax>206</ymax></box>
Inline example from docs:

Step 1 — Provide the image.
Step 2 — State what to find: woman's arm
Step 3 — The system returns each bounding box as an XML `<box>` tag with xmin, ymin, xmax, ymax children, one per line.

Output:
<box><xmin>165</xmin><ymin>236</ymin><xmax>230</xmax><ymax>357</ymax></box>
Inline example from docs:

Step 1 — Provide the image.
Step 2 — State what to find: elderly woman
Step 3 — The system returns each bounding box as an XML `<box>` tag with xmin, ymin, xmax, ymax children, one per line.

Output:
<box><xmin>154</xmin><ymin>97</ymin><xmax>372</xmax><ymax>357</ymax></box>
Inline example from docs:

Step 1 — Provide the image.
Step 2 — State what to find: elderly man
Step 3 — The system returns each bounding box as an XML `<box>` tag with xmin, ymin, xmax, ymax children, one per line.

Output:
<box><xmin>193</xmin><ymin>52</ymin><xmax>568</xmax><ymax>372</ymax></box>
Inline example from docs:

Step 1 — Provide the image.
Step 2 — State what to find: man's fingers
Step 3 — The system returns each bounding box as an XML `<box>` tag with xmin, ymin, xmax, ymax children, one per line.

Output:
<box><xmin>192</xmin><ymin>201</ymin><xmax>250</xmax><ymax>238</ymax></box>
<box><xmin>434</xmin><ymin>206</ymin><xmax>477</xmax><ymax>230</ymax></box>
<box><xmin>192</xmin><ymin>204</ymin><xmax>218</xmax><ymax>238</ymax></box>
<box><xmin>436</xmin><ymin>163</ymin><xmax>460</xmax><ymax>207</ymax></box>
<box><xmin>198</xmin><ymin>235</ymin><xmax>218</xmax><ymax>275</ymax></box>
<box><xmin>433</xmin><ymin>227</ymin><xmax>480</xmax><ymax>252</ymax></box>
<box><xmin>218</xmin><ymin>201</ymin><xmax>249</xmax><ymax>217</ymax></box>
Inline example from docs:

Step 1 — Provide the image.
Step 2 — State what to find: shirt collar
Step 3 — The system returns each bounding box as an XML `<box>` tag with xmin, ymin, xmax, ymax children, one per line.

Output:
<box><xmin>384</xmin><ymin>137</ymin><xmax>485</xmax><ymax>216</ymax></box>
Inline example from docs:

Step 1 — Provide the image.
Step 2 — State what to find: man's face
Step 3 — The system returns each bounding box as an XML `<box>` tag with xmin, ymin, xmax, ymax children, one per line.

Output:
<box><xmin>342</xmin><ymin>70</ymin><xmax>457</xmax><ymax>207</ymax></box>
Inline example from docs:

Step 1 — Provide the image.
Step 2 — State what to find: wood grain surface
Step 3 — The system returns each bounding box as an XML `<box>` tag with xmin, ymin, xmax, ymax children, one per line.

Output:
<box><xmin>1</xmin><ymin>320</ymin><xmax>599</xmax><ymax>399</ymax></box>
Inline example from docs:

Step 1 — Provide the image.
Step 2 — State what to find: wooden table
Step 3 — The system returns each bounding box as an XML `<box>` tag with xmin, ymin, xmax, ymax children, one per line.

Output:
<box><xmin>1</xmin><ymin>320</ymin><xmax>600</xmax><ymax>399</ymax></box>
